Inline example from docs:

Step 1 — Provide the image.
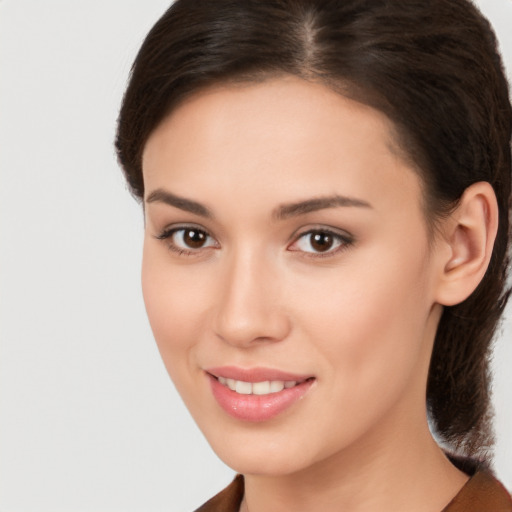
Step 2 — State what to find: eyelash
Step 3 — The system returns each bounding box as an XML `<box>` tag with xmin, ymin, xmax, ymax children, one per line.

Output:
<box><xmin>289</xmin><ymin>228</ymin><xmax>354</xmax><ymax>258</ymax></box>
<box><xmin>155</xmin><ymin>225</ymin><xmax>354</xmax><ymax>258</ymax></box>
<box><xmin>155</xmin><ymin>225</ymin><xmax>218</xmax><ymax>256</ymax></box>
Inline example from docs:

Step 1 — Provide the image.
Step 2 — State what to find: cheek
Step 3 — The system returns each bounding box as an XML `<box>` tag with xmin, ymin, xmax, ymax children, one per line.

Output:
<box><xmin>285</xmin><ymin>260</ymin><xmax>434</xmax><ymax>456</ymax></box>
<box><xmin>294</xmin><ymin>243</ymin><xmax>434</xmax><ymax>392</ymax></box>
<box><xmin>141</xmin><ymin>241</ymin><xmax>210</xmax><ymax>371</ymax></box>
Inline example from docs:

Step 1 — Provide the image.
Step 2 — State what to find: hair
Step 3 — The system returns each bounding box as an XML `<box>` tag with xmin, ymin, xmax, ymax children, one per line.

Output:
<box><xmin>116</xmin><ymin>0</ymin><xmax>512</xmax><ymax>462</ymax></box>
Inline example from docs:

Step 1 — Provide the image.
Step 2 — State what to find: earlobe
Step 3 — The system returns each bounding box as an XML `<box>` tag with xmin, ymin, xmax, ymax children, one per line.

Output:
<box><xmin>435</xmin><ymin>182</ymin><xmax>498</xmax><ymax>307</ymax></box>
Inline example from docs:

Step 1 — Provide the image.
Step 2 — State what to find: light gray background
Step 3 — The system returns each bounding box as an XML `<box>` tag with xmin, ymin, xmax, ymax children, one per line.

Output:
<box><xmin>0</xmin><ymin>1</ymin><xmax>510</xmax><ymax>511</ymax></box>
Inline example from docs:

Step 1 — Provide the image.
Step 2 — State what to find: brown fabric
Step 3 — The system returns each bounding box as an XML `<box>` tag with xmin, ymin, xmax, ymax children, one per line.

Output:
<box><xmin>195</xmin><ymin>472</ymin><xmax>512</xmax><ymax>512</ymax></box>
<box><xmin>441</xmin><ymin>471</ymin><xmax>512</xmax><ymax>512</ymax></box>
<box><xmin>194</xmin><ymin>474</ymin><xmax>244</xmax><ymax>512</ymax></box>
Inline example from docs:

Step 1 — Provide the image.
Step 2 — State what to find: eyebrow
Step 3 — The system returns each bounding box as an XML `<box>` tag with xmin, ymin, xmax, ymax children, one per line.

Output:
<box><xmin>272</xmin><ymin>195</ymin><xmax>372</xmax><ymax>220</ymax></box>
<box><xmin>145</xmin><ymin>188</ymin><xmax>213</xmax><ymax>218</ymax></box>
<box><xmin>145</xmin><ymin>189</ymin><xmax>372</xmax><ymax>220</ymax></box>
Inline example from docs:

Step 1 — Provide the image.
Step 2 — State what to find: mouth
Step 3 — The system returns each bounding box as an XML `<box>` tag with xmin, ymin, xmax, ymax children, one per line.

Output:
<box><xmin>205</xmin><ymin>367</ymin><xmax>315</xmax><ymax>422</ymax></box>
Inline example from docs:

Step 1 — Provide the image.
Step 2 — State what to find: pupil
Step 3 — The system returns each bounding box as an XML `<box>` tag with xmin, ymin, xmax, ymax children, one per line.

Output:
<box><xmin>311</xmin><ymin>232</ymin><xmax>333</xmax><ymax>252</ymax></box>
<box><xmin>184</xmin><ymin>229</ymin><xmax>206</xmax><ymax>248</ymax></box>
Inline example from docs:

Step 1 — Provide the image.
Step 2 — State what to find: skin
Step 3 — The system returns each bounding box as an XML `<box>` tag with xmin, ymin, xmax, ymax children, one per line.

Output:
<box><xmin>141</xmin><ymin>77</ymin><xmax>482</xmax><ymax>512</ymax></box>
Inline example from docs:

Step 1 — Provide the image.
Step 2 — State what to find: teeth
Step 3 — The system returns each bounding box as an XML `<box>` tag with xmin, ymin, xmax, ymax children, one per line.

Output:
<box><xmin>269</xmin><ymin>381</ymin><xmax>285</xmax><ymax>393</ymax></box>
<box><xmin>252</xmin><ymin>381</ymin><xmax>270</xmax><ymax>395</ymax></box>
<box><xmin>235</xmin><ymin>381</ymin><xmax>252</xmax><ymax>394</ymax></box>
<box><xmin>218</xmin><ymin>378</ymin><xmax>299</xmax><ymax>395</ymax></box>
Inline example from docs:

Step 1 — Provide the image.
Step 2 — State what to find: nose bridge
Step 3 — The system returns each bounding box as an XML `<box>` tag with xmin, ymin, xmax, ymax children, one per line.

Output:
<box><xmin>213</xmin><ymin>244</ymin><xmax>289</xmax><ymax>346</ymax></box>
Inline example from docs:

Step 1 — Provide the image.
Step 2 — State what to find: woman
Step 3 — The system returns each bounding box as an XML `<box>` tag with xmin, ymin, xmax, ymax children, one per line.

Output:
<box><xmin>116</xmin><ymin>0</ymin><xmax>512</xmax><ymax>510</ymax></box>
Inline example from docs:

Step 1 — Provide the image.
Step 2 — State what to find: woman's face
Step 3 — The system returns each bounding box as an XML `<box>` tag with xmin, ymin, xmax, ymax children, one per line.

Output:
<box><xmin>141</xmin><ymin>77</ymin><xmax>446</xmax><ymax>476</ymax></box>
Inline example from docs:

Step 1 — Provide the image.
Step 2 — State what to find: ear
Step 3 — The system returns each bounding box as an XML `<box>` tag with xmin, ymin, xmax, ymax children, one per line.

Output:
<box><xmin>434</xmin><ymin>182</ymin><xmax>498</xmax><ymax>306</ymax></box>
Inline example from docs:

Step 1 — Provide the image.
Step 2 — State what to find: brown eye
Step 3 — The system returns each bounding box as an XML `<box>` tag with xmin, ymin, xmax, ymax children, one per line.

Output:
<box><xmin>289</xmin><ymin>228</ymin><xmax>352</xmax><ymax>256</ymax></box>
<box><xmin>310</xmin><ymin>232</ymin><xmax>334</xmax><ymax>252</ymax></box>
<box><xmin>182</xmin><ymin>229</ymin><xmax>208</xmax><ymax>248</ymax></box>
<box><xmin>158</xmin><ymin>226</ymin><xmax>218</xmax><ymax>253</ymax></box>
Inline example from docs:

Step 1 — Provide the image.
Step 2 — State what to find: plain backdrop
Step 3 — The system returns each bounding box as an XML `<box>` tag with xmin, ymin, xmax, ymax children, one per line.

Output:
<box><xmin>0</xmin><ymin>1</ymin><xmax>511</xmax><ymax>511</ymax></box>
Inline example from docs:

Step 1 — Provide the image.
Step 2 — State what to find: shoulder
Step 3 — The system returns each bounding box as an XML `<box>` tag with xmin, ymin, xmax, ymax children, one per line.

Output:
<box><xmin>194</xmin><ymin>474</ymin><xmax>244</xmax><ymax>512</ymax></box>
<box><xmin>442</xmin><ymin>471</ymin><xmax>512</xmax><ymax>512</ymax></box>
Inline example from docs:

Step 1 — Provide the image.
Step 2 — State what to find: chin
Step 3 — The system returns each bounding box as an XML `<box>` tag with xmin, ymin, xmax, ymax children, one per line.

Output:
<box><xmin>215</xmin><ymin>446</ymin><xmax>312</xmax><ymax>476</ymax></box>
<box><xmin>200</xmin><ymin>421</ymin><xmax>329</xmax><ymax>477</ymax></box>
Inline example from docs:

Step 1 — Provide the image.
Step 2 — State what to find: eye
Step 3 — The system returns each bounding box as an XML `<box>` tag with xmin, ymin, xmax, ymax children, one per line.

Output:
<box><xmin>289</xmin><ymin>229</ymin><xmax>353</xmax><ymax>256</ymax></box>
<box><xmin>156</xmin><ymin>226</ymin><xmax>218</xmax><ymax>254</ymax></box>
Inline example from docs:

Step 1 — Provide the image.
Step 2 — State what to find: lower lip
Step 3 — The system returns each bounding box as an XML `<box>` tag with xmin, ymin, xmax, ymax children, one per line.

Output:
<box><xmin>208</xmin><ymin>374</ymin><xmax>314</xmax><ymax>422</ymax></box>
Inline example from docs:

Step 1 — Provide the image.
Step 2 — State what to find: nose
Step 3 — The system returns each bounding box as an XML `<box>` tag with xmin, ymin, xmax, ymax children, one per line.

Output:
<box><xmin>213</xmin><ymin>250</ymin><xmax>291</xmax><ymax>347</ymax></box>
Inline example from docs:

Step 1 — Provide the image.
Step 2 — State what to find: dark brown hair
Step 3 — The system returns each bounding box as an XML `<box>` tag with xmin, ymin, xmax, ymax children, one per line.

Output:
<box><xmin>116</xmin><ymin>0</ymin><xmax>512</xmax><ymax>461</ymax></box>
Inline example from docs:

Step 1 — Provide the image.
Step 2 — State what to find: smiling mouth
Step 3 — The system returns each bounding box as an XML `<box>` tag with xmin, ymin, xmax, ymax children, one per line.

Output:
<box><xmin>215</xmin><ymin>376</ymin><xmax>313</xmax><ymax>396</ymax></box>
<box><xmin>207</xmin><ymin>370</ymin><xmax>316</xmax><ymax>421</ymax></box>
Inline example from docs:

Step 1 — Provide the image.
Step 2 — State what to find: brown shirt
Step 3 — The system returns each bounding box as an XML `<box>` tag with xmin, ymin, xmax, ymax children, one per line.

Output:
<box><xmin>195</xmin><ymin>472</ymin><xmax>512</xmax><ymax>512</ymax></box>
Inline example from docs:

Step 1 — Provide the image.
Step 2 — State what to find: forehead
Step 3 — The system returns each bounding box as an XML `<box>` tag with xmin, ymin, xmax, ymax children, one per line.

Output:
<box><xmin>142</xmin><ymin>76</ymin><xmax>423</xmax><ymax>218</ymax></box>
<box><xmin>144</xmin><ymin>76</ymin><xmax>400</xmax><ymax>162</ymax></box>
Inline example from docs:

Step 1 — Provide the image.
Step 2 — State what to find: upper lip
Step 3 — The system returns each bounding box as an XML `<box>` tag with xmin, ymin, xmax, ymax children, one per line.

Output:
<box><xmin>205</xmin><ymin>366</ymin><xmax>313</xmax><ymax>383</ymax></box>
